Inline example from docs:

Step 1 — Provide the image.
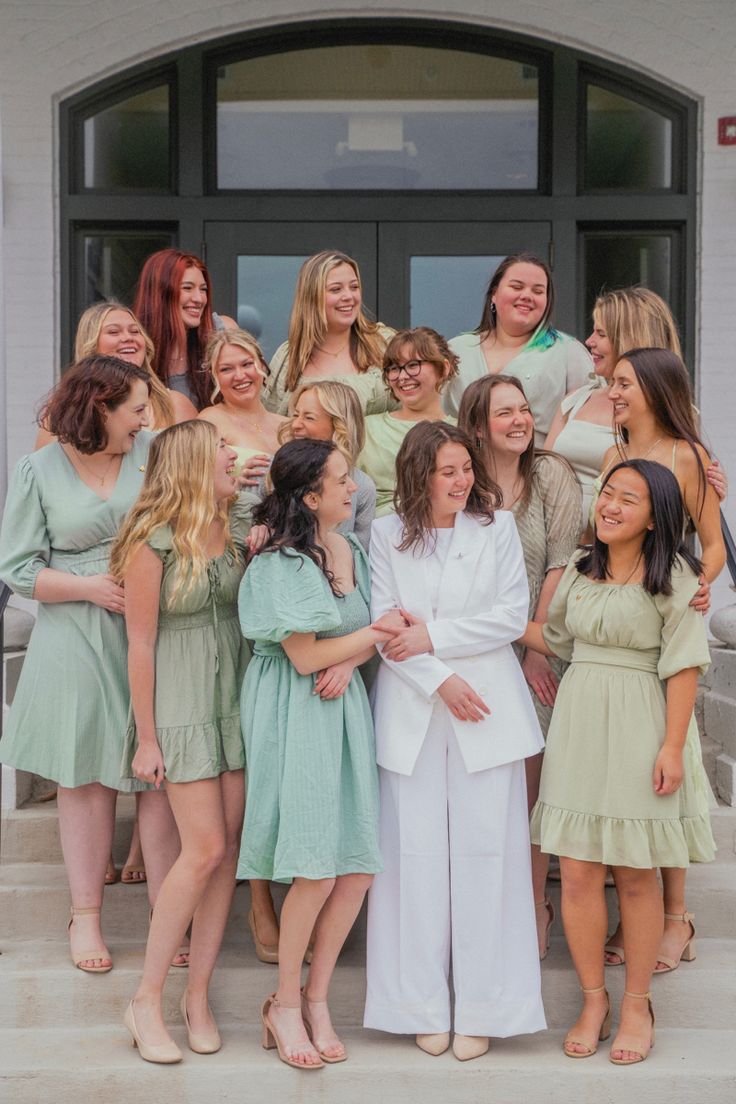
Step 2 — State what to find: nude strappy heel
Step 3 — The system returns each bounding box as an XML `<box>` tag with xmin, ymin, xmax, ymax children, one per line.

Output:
<box><xmin>563</xmin><ymin>984</ymin><xmax>611</xmax><ymax>1059</ymax></box>
<box><xmin>67</xmin><ymin>906</ymin><xmax>112</xmax><ymax>973</ymax></box>
<box><xmin>654</xmin><ymin>910</ymin><xmax>696</xmax><ymax>973</ymax></box>
<box><xmin>609</xmin><ymin>991</ymin><xmax>655</xmax><ymax>1065</ymax></box>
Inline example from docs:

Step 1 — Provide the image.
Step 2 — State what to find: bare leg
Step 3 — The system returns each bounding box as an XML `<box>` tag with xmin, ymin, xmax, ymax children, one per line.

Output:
<box><xmin>250</xmin><ymin>879</ymin><xmax>280</xmax><ymax>948</ymax></box>
<box><xmin>131</xmin><ymin>778</ymin><xmax>228</xmax><ymax>1048</ymax></box>
<box><xmin>267</xmin><ymin>877</ymin><xmax>335</xmax><ymax>1067</ymax></box>
<box><xmin>525</xmin><ymin>753</ymin><xmax>552</xmax><ymax>956</ymax></box>
<box><xmin>657</xmin><ymin>867</ymin><xmax>692</xmax><ymax>969</ymax></box>
<box><xmin>184</xmin><ymin>770</ymin><xmax>245</xmax><ymax>1035</ymax></box>
<box><xmin>58</xmin><ymin>782</ymin><xmax>117</xmax><ymax>969</ymax></box>
<box><xmin>559</xmin><ymin>857</ymin><xmax>610</xmax><ymax>1055</ymax></box>
<box><xmin>302</xmin><ymin>873</ymin><xmax>373</xmax><ymax>1058</ymax></box>
<box><xmin>610</xmin><ymin>866</ymin><xmax>660</xmax><ymax>1062</ymax></box>
<box><xmin>138</xmin><ymin>789</ymin><xmax>188</xmax><ymax>964</ymax></box>
<box><xmin>121</xmin><ymin>806</ymin><xmax>145</xmax><ymax>882</ymax></box>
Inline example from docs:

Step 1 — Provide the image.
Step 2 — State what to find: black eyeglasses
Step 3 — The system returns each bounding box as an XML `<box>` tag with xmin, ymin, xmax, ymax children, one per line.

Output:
<box><xmin>384</xmin><ymin>359</ymin><xmax>425</xmax><ymax>382</ymax></box>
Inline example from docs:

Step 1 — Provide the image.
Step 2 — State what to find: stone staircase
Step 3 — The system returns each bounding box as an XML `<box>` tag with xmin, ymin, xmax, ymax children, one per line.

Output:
<box><xmin>2</xmin><ymin>795</ymin><xmax>736</xmax><ymax>1104</ymax></box>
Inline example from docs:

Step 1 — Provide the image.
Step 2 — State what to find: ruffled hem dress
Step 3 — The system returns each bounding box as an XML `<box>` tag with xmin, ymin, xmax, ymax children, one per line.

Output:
<box><xmin>0</xmin><ymin>433</ymin><xmax>154</xmax><ymax>791</ymax></box>
<box><xmin>120</xmin><ymin>502</ymin><xmax>251</xmax><ymax>784</ymax></box>
<box><xmin>530</xmin><ymin>554</ymin><xmax>716</xmax><ymax>868</ymax></box>
<box><xmin>236</xmin><ymin>534</ymin><xmax>382</xmax><ymax>883</ymax></box>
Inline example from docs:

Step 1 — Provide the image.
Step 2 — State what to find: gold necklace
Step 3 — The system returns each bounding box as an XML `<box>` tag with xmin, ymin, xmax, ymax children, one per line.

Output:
<box><xmin>624</xmin><ymin>435</ymin><xmax>664</xmax><ymax>461</ymax></box>
<box><xmin>71</xmin><ymin>448</ymin><xmax>119</xmax><ymax>486</ymax></box>
<box><xmin>611</xmin><ymin>551</ymin><xmax>643</xmax><ymax>586</ymax></box>
<box><xmin>315</xmin><ymin>338</ymin><xmax>350</xmax><ymax>358</ymax></box>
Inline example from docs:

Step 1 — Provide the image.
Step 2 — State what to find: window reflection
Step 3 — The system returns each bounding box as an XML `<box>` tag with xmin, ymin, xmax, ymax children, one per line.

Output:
<box><xmin>585</xmin><ymin>85</ymin><xmax>672</xmax><ymax>190</ymax></box>
<box><xmin>217</xmin><ymin>46</ymin><xmax>538</xmax><ymax>190</ymax></box>
<box><xmin>83</xmin><ymin>84</ymin><xmax>170</xmax><ymax>191</ymax></box>
<box><xmin>583</xmin><ymin>233</ymin><xmax>674</xmax><ymax>327</ymax></box>
<box><xmin>81</xmin><ymin>231</ymin><xmax>174</xmax><ymax>306</ymax></box>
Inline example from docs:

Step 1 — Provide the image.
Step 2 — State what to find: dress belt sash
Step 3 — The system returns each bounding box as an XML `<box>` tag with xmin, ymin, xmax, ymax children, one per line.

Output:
<box><xmin>571</xmin><ymin>640</ymin><xmax>659</xmax><ymax>674</ymax></box>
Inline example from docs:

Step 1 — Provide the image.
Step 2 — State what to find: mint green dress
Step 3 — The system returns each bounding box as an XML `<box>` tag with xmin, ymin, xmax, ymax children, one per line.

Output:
<box><xmin>236</xmin><ymin>535</ymin><xmax>382</xmax><ymax>882</ymax></box>
<box><xmin>530</xmin><ymin>554</ymin><xmax>716</xmax><ymax>868</ymax></box>
<box><xmin>120</xmin><ymin>501</ymin><xmax>251</xmax><ymax>784</ymax></box>
<box><xmin>358</xmin><ymin>412</ymin><xmax>456</xmax><ymax>517</ymax></box>
<box><xmin>0</xmin><ymin>433</ymin><xmax>153</xmax><ymax>791</ymax></box>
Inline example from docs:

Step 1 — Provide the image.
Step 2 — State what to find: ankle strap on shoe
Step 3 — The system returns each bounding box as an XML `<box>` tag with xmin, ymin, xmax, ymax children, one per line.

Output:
<box><xmin>70</xmin><ymin>906</ymin><xmax>102</xmax><ymax>916</ymax></box>
<box><xmin>663</xmin><ymin>910</ymin><xmax>694</xmax><ymax>922</ymax></box>
<box><xmin>581</xmin><ymin>984</ymin><xmax>607</xmax><ymax>994</ymax></box>
<box><xmin>623</xmin><ymin>990</ymin><xmax>651</xmax><ymax>999</ymax></box>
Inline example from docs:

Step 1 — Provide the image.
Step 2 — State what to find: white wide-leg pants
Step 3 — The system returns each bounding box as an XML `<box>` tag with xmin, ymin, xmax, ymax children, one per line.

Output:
<box><xmin>364</xmin><ymin>706</ymin><xmax>546</xmax><ymax>1037</ymax></box>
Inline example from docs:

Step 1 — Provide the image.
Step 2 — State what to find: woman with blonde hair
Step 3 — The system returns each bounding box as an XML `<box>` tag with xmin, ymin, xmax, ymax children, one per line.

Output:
<box><xmin>262</xmin><ymin>250</ymin><xmax>394</xmax><ymax>416</ymax></box>
<box><xmin>111</xmin><ymin>420</ymin><xmax>249</xmax><ymax>1063</ymax></box>
<box><xmin>546</xmin><ymin>287</ymin><xmax>724</xmax><ymax>517</ymax></box>
<box><xmin>198</xmin><ymin>328</ymin><xmax>286</xmax><ymax>482</ymax></box>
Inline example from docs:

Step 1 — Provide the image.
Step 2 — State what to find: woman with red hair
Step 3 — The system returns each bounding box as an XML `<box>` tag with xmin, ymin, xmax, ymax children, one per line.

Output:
<box><xmin>134</xmin><ymin>249</ymin><xmax>235</xmax><ymax>410</ymax></box>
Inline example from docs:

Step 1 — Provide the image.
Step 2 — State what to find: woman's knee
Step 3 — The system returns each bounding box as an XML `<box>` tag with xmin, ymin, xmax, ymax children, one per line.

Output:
<box><xmin>183</xmin><ymin>834</ymin><xmax>227</xmax><ymax>877</ymax></box>
<box><xmin>560</xmin><ymin>858</ymin><xmax>604</xmax><ymax>900</ymax></box>
<box><xmin>613</xmin><ymin>866</ymin><xmax>659</xmax><ymax>901</ymax></box>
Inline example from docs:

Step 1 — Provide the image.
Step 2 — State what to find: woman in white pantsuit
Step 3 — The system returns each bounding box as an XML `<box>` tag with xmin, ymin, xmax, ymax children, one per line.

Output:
<box><xmin>365</xmin><ymin>421</ymin><xmax>547</xmax><ymax>1061</ymax></box>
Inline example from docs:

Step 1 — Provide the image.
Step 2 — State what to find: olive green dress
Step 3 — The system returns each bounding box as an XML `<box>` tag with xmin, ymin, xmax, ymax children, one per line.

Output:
<box><xmin>530</xmin><ymin>554</ymin><xmax>715</xmax><ymax>868</ymax></box>
<box><xmin>121</xmin><ymin>502</ymin><xmax>251</xmax><ymax>784</ymax></box>
<box><xmin>0</xmin><ymin>433</ymin><xmax>153</xmax><ymax>791</ymax></box>
<box><xmin>236</xmin><ymin>535</ymin><xmax>382</xmax><ymax>883</ymax></box>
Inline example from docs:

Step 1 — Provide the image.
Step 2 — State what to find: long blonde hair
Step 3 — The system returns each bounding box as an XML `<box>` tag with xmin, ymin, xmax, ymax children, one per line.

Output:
<box><xmin>110</xmin><ymin>420</ymin><xmax>234</xmax><ymax>605</ymax></box>
<box><xmin>203</xmin><ymin>328</ymin><xmax>270</xmax><ymax>405</ymax></box>
<box><xmin>75</xmin><ymin>301</ymin><xmax>175</xmax><ymax>428</ymax></box>
<box><xmin>285</xmin><ymin>251</ymin><xmax>386</xmax><ymax>391</ymax></box>
<box><xmin>279</xmin><ymin>379</ymin><xmax>366</xmax><ymax>464</ymax></box>
<box><xmin>594</xmin><ymin>287</ymin><xmax>682</xmax><ymax>363</ymax></box>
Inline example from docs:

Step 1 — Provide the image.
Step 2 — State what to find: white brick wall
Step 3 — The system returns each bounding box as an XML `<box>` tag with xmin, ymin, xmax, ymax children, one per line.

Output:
<box><xmin>1</xmin><ymin>0</ymin><xmax>735</xmax><ymax>548</ymax></box>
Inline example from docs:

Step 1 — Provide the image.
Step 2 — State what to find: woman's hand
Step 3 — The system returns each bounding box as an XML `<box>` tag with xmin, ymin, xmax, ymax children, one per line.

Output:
<box><xmin>313</xmin><ymin>660</ymin><xmax>355</xmax><ymax>700</ymax></box>
<box><xmin>246</xmin><ymin>524</ymin><xmax>271</xmax><ymax>555</ymax></box>
<box><xmin>238</xmin><ymin>453</ymin><xmax>271</xmax><ymax>488</ymax></box>
<box><xmin>522</xmin><ymin>651</ymin><xmax>559</xmax><ymax>707</ymax></box>
<box><xmin>653</xmin><ymin>745</ymin><xmax>684</xmax><ymax>796</ymax></box>
<box><xmin>690</xmin><ymin>576</ymin><xmax>711</xmax><ymax>615</ymax></box>
<box><xmin>84</xmin><ymin>573</ymin><xmax>126</xmax><ymax>614</ymax></box>
<box><xmin>707</xmin><ymin>459</ymin><xmax>728</xmax><ymax>502</ymax></box>
<box><xmin>372</xmin><ymin>609</ymin><xmax>410</xmax><ymax>635</ymax></box>
<box><xmin>131</xmin><ymin>740</ymin><xmax>165</xmax><ymax>789</ymax></box>
<box><xmin>437</xmin><ymin>673</ymin><xmax>490</xmax><ymax>723</ymax></box>
<box><xmin>383</xmin><ymin>619</ymin><xmax>433</xmax><ymax>661</ymax></box>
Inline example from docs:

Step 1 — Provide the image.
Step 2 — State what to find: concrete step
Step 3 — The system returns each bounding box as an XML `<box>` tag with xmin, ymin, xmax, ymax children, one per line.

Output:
<box><xmin>2</xmin><ymin>938</ymin><xmax>734</xmax><ymax>1032</ymax></box>
<box><xmin>2</xmin><ymin>1024</ymin><xmax>735</xmax><ymax>1104</ymax></box>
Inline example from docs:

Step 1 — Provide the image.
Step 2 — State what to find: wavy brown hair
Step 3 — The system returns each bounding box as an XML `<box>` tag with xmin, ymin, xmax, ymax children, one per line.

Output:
<box><xmin>457</xmin><ymin>373</ymin><xmax>577</xmax><ymax>511</ymax></box>
<box><xmin>382</xmin><ymin>326</ymin><xmax>459</xmax><ymax>394</ymax></box>
<box><xmin>394</xmin><ymin>421</ymin><xmax>502</xmax><ymax>553</ymax></box>
<box><xmin>40</xmin><ymin>355</ymin><xmax>151</xmax><ymax>454</ymax></box>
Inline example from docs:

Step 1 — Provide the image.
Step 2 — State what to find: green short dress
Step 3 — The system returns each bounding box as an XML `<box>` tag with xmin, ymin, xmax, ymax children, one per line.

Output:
<box><xmin>530</xmin><ymin>554</ymin><xmax>716</xmax><ymax>869</ymax></box>
<box><xmin>121</xmin><ymin>504</ymin><xmax>251</xmax><ymax>784</ymax></box>
<box><xmin>236</xmin><ymin>534</ymin><xmax>382</xmax><ymax>883</ymax></box>
<box><xmin>0</xmin><ymin>434</ymin><xmax>153</xmax><ymax>791</ymax></box>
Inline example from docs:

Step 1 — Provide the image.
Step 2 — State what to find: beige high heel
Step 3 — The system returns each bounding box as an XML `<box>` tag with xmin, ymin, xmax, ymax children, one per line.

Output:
<box><xmin>123</xmin><ymin>1000</ymin><xmax>182</xmax><ymax>1064</ymax></box>
<box><xmin>654</xmin><ymin>910</ymin><xmax>696</xmax><ymax>973</ymax></box>
<box><xmin>67</xmin><ymin>906</ymin><xmax>112</xmax><ymax>974</ymax></box>
<box><xmin>248</xmin><ymin>908</ymin><xmax>279</xmax><ymax>964</ymax></box>
<box><xmin>180</xmin><ymin>992</ymin><xmax>221</xmax><ymax>1054</ymax></box>
<box><xmin>300</xmin><ymin>989</ymin><xmax>347</xmax><ymax>1063</ymax></box>
<box><xmin>452</xmin><ymin>1034</ymin><xmax>489</xmax><ymax>1061</ymax></box>
<box><xmin>609</xmin><ymin>991</ymin><xmax>655</xmax><ymax>1065</ymax></box>
<box><xmin>563</xmin><ymin>985</ymin><xmax>611</xmax><ymax>1059</ymax></box>
<box><xmin>416</xmin><ymin>1033</ymin><xmax>450</xmax><ymax>1056</ymax></box>
<box><xmin>261</xmin><ymin>994</ymin><xmax>324</xmax><ymax>1069</ymax></box>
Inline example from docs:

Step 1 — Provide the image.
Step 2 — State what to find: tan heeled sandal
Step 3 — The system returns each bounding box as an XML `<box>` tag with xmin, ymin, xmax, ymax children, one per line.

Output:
<box><xmin>654</xmin><ymin>910</ymin><xmax>696</xmax><ymax>973</ymax></box>
<box><xmin>261</xmin><ymin>994</ymin><xmax>324</xmax><ymax>1070</ymax></box>
<box><xmin>67</xmin><ymin>906</ymin><xmax>112</xmax><ymax>973</ymax></box>
<box><xmin>609</xmin><ymin>991</ymin><xmax>655</xmax><ymax>1065</ymax></box>
<box><xmin>301</xmin><ymin>989</ymin><xmax>347</xmax><ymax>1063</ymax></box>
<box><xmin>535</xmin><ymin>897</ymin><xmax>555</xmax><ymax>960</ymax></box>
<box><xmin>563</xmin><ymin>984</ymin><xmax>611</xmax><ymax>1059</ymax></box>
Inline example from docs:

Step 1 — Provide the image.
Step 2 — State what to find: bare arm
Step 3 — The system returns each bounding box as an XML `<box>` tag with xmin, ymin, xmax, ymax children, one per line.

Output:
<box><xmin>517</xmin><ymin>620</ymin><xmax>555</xmax><ymax>656</ymax></box>
<box><xmin>169</xmin><ymin>390</ymin><xmax>198</xmax><ymax>423</ymax></box>
<box><xmin>33</xmin><ymin>567</ymin><xmax>126</xmax><ymax>613</ymax></box>
<box><xmin>653</xmin><ymin>667</ymin><xmax>699</xmax><ymax>796</ymax></box>
<box><xmin>281</xmin><ymin>624</ymin><xmax>391</xmax><ymax>676</ymax></box>
<box><xmin>124</xmin><ymin>543</ymin><xmax>166</xmax><ymax>786</ymax></box>
<box><xmin>683</xmin><ymin>449</ymin><xmax>726</xmax><ymax>582</ymax></box>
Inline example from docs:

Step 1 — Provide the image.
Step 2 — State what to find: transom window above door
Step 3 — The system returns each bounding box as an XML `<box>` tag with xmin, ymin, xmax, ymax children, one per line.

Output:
<box><xmin>215</xmin><ymin>44</ymin><xmax>540</xmax><ymax>190</ymax></box>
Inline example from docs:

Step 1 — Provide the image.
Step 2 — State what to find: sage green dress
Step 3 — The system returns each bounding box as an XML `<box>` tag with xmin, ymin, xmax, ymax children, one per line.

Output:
<box><xmin>236</xmin><ymin>534</ymin><xmax>382</xmax><ymax>883</ymax></box>
<box><xmin>530</xmin><ymin>554</ymin><xmax>716</xmax><ymax>868</ymax></box>
<box><xmin>358</xmin><ymin>412</ymin><xmax>457</xmax><ymax>517</ymax></box>
<box><xmin>120</xmin><ymin>501</ymin><xmax>251</xmax><ymax>784</ymax></box>
<box><xmin>0</xmin><ymin>433</ymin><xmax>154</xmax><ymax>791</ymax></box>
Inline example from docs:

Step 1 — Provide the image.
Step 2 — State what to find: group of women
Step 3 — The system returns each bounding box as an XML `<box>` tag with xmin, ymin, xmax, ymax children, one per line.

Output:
<box><xmin>0</xmin><ymin>245</ymin><xmax>725</xmax><ymax>1071</ymax></box>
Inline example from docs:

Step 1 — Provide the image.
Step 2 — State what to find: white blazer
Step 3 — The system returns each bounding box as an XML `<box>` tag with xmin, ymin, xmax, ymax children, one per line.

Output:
<box><xmin>370</xmin><ymin>509</ymin><xmax>544</xmax><ymax>776</ymax></box>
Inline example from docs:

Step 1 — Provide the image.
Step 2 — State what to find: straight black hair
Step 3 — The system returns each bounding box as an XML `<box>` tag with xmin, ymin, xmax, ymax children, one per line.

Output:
<box><xmin>577</xmin><ymin>459</ymin><xmax>702</xmax><ymax>595</ymax></box>
<box><xmin>252</xmin><ymin>438</ymin><xmax>343</xmax><ymax>595</ymax></box>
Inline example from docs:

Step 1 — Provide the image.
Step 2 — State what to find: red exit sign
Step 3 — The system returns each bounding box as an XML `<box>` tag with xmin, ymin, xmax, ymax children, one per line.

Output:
<box><xmin>718</xmin><ymin>117</ymin><xmax>736</xmax><ymax>144</ymax></box>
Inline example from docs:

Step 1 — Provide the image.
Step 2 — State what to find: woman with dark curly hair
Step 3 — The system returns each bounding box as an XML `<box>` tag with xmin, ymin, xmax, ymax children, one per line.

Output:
<box><xmin>0</xmin><ymin>356</ymin><xmax>153</xmax><ymax>974</ymax></box>
<box><xmin>364</xmin><ymin>421</ymin><xmax>546</xmax><ymax>1062</ymax></box>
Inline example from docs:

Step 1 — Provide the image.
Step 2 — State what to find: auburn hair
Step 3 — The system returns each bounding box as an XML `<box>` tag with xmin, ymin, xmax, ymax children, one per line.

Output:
<box><xmin>40</xmin><ymin>355</ymin><xmax>151</xmax><ymax>454</ymax></box>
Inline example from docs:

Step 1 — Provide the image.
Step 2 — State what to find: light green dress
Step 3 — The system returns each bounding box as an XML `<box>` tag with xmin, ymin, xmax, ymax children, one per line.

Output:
<box><xmin>358</xmin><ymin>412</ymin><xmax>457</xmax><ymax>517</ymax></box>
<box><xmin>236</xmin><ymin>535</ymin><xmax>382</xmax><ymax>882</ymax></box>
<box><xmin>530</xmin><ymin>554</ymin><xmax>716</xmax><ymax>868</ymax></box>
<box><xmin>444</xmin><ymin>330</ymin><xmax>593</xmax><ymax>444</ymax></box>
<box><xmin>0</xmin><ymin>433</ymin><xmax>154</xmax><ymax>791</ymax></box>
<box><xmin>120</xmin><ymin>502</ymin><xmax>251</xmax><ymax>784</ymax></box>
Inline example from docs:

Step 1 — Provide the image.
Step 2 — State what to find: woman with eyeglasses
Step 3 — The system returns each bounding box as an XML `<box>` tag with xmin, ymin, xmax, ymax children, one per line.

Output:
<box><xmin>357</xmin><ymin>327</ymin><xmax>458</xmax><ymax>516</ymax></box>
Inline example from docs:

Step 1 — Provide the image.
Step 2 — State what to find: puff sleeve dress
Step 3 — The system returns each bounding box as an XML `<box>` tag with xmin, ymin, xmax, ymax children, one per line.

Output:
<box><xmin>120</xmin><ymin>499</ymin><xmax>251</xmax><ymax>784</ymax></box>
<box><xmin>530</xmin><ymin>554</ymin><xmax>716</xmax><ymax>868</ymax></box>
<box><xmin>0</xmin><ymin>433</ymin><xmax>153</xmax><ymax>791</ymax></box>
<box><xmin>236</xmin><ymin>535</ymin><xmax>382</xmax><ymax>883</ymax></box>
